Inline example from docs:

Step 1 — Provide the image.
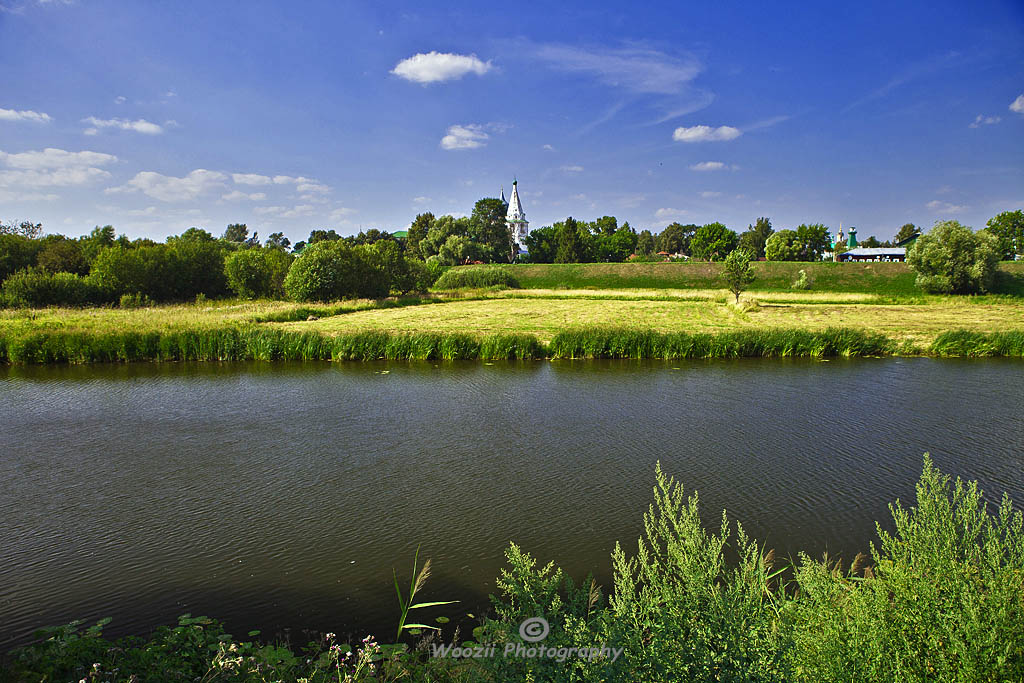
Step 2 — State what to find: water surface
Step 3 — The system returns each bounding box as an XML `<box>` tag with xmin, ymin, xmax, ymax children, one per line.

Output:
<box><xmin>1</xmin><ymin>358</ymin><xmax>1021</xmax><ymax>648</ymax></box>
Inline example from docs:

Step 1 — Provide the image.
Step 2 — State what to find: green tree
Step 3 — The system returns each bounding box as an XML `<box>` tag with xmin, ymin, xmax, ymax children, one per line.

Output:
<box><xmin>985</xmin><ymin>209</ymin><xmax>1024</xmax><ymax>260</ymax></box>
<box><xmin>860</xmin><ymin>235</ymin><xmax>881</xmax><ymax>248</ymax></box>
<box><xmin>0</xmin><ymin>234</ymin><xmax>43</xmax><ymax>281</ymax></box>
<box><xmin>224</xmin><ymin>247</ymin><xmax>292</xmax><ymax>299</ymax></box>
<box><xmin>283</xmin><ymin>241</ymin><xmax>388</xmax><ymax>302</ymax></box>
<box><xmin>636</xmin><ymin>230</ymin><xmax>656</xmax><ymax>256</ymax></box>
<box><xmin>168</xmin><ymin>240</ymin><xmax>230</xmax><ymax>299</ymax></box>
<box><xmin>765</xmin><ymin>229</ymin><xmax>801</xmax><ymax>261</ymax></box>
<box><xmin>307</xmin><ymin>229</ymin><xmax>342</xmax><ymax>245</ymax></box>
<box><xmin>657</xmin><ymin>223</ymin><xmax>696</xmax><ymax>255</ymax></box>
<box><xmin>794</xmin><ymin>224</ymin><xmax>830</xmax><ymax>261</ymax></box>
<box><xmin>222</xmin><ymin>223</ymin><xmax>249</xmax><ymax>243</ymax></box>
<box><xmin>470</xmin><ymin>197</ymin><xmax>514</xmax><ymax>263</ymax></box>
<box><xmin>436</xmin><ymin>235</ymin><xmax>486</xmax><ymax>266</ymax></box>
<box><xmin>555</xmin><ymin>217</ymin><xmax>586</xmax><ymax>263</ymax></box>
<box><xmin>595</xmin><ymin>226</ymin><xmax>638</xmax><ymax>262</ymax></box>
<box><xmin>738</xmin><ymin>217</ymin><xmax>773</xmax><ymax>259</ymax></box>
<box><xmin>172</xmin><ymin>227</ymin><xmax>216</xmax><ymax>243</ymax></box>
<box><xmin>0</xmin><ymin>219</ymin><xmax>43</xmax><ymax>238</ymax></box>
<box><xmin>523</xmin><ymin>225</ymin><xmax>558</xmax><ymax>263</ymax></box>
<box><xmin>80</xmin><ymin>225</ymin><xmax>116</xmax><ymax>265</ymax></box>
<box><xmin>420</xmin><ymin>215</ymin><xmax>470</xmax><ymax>260</ymax></box>
<box><xmin>895</xmin><ymin>223</ymin><xmax>921</xmax><ymax>244</ymax></box>
<box><xmin>87</xmin><ymin>245</ymin><xmax>178</xmax><ymax>301</ymax></box>
<box><xmin>690</xmin><ymin>222</ymin><xmax>738</xmax><ymax>261</ymax></box>
<box><xmin>907</xmin><ymin>220</ymin><xmax>1000</xmax><ymax>294</ymax></box>
<box><xmin>722</xmin><ymin>248</ymin><xmax>755</xmax><ymax>302</ymax></box>
<box><xmin>264</xmin><ymin>232</ymin><xmax>291</xmax><ymax>251</ymax></box>
<box><xmin>36</xmin><ymin>236</ymin><xmax>87</xmax><ymax>275</ymax></box>
<box><xmin>407</xmin><ymin>212</ymin><xmax>435</xmax><ymax>257</ymax></box>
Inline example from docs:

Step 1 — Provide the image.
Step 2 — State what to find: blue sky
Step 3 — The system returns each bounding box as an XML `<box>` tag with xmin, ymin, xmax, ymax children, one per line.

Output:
<box><xmin>1</xmin><ymin>0</ymin><xmax>1022</xmax><ymax>243</ymax></box>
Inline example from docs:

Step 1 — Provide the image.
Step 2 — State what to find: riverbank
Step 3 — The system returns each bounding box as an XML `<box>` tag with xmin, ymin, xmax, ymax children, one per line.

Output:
<box><xmin>3</xmin><ymin>286</ymin><xmax>1023</xmax><ymax>362</ymax></box>
<box><xmin>3</xmin><ymin>456</ymin><xmax>1021</xmax><ymax>682</ymax></box>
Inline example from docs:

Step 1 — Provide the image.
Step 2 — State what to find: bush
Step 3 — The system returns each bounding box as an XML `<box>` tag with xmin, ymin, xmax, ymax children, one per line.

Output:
<box><xmin>224</xmin><ymin>247</ymin><xmax>293</xmax><ymax>299</ymax></box>
<box><xmin>86</xmin><ymin>245</ymin><xmax>177</xmax><ymax>301</ymax></box>
<box><xmin>1</xmin><ymin>269</ymin><xmax>106</xmax><ymax>307</ymax></box>
<box><xmin>433</xmin><ymin>265</ymin><xmax>519</xmax><ymax>290</ymax></box>
<box><xmin>168</xmin><ymin>240</ymin><xmax>230</xmax><ymax>299</ymax></box>
<box><xmin>792</xmin><ymin>269</ymin><xmax>811</xmax><ymax>289</ymax></box>
<box><xmin>0</xmin><ymin>233</ymin><xmax>43</xmax><ymax>281</ymax></box>
<box><xmin>283</xmin><ymin>241</ymin><xmax>389</xmax><ymax>302</ymax></box>
<box><xmin>907</xmin><ymin>220</ymin><xmax>1000</xmax><ymax>294</ymax></box>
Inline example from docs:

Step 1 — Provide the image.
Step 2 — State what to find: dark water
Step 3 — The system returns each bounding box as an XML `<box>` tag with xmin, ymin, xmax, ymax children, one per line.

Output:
<box><xmin>1</xmin><ymin>358</ymin><xmax>1022</xmax><ymax>649</ymax></box>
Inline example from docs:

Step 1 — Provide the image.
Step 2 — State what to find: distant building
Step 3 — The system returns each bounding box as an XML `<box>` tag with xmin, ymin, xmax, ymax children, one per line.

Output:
<box><xmin>505</xmin><ymin>179</ymin><xmax>530</xmax><ymax>257</ymax></box>
<box><xmin>839</xmin><ymin>247</ymin><xmax>907</xmax><ymax>262</ymax></box>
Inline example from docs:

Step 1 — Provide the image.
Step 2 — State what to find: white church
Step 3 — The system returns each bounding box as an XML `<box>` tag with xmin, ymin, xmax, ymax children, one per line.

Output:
<box><xmin>501</xmin><ymin>179</ymin><xmax>529</xmax><ymax>258</ymax></box>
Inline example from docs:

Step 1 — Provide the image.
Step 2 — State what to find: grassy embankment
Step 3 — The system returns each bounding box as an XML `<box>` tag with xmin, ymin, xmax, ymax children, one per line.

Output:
<box><xmin>1</xmin><ymin>262</ymin><xmax>1023</xmax><ymax>362</ymax></box>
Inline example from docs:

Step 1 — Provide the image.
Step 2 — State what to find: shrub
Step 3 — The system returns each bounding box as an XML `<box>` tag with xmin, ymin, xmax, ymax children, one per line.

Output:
<box><xmin>1</xmin><ymin>269</ymin><xmax>106</xmax><ymax>307</ymax></box>
<box><xmin>283</xmin><ymin>241</ymin><xmax>389</xmax><ymax>302</ymax></box>
<box><xmin>168</xmin><ymin>240</ymin><xmax>230</xmax><ymax>299</ymax></box>
<box><xmin>792</xmin><ymin>269</ymin><xmax>811</xmax><ymax>289</ymax></box>
<box><xmin>722</xmin><ymin>248</ymin><xmax>755</xmax><ymax>302</ymax></box>
<box><xmin>224</xmin><ymin>247</ymin><xmax>292</xmax><ymax>299</ymax></box>
<box><xmin>907</xmin><ymin>220</ymin><xmax>1000</xmax><ymax>294</ymax></box>
<box><xmin>0</xmin><ymin>233</ymin><xmax>43</xmax><ymax>281</ymax></box>
<box><xmin>433</xmin><ymin>266</ymin><xmax>519</xmax><ymax>290</ymax></box>
<box><xmin>86</xmin><ymin>245</ymin><xmax>178</xmax><ymax>301</ymax></box>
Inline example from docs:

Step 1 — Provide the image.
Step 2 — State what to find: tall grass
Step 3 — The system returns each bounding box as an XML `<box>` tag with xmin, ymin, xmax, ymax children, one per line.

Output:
<box><xmin>931</xmin><ymin>330</ymin><xmax>1024</xmax><ymax>357</ymax></box>
<box><xmin>432</xmin><ymin>266</ymin><xmax>519</xmax><ymax>290</ymax></box>
<box><xmin>547</xmin><ymin>327</ymin><xmax>893</xmax><ymax>359</ymax></box>
<box><xmin>2</xmin><ymin>326</ymin><xmax>1022</xmax><ymax>364</ymax></box>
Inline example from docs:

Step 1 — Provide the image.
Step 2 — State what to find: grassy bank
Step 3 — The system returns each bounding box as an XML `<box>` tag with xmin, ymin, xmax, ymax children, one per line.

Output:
<box><xmin>4</xmin><ymin>457</ymin><xmax>1021</xmax><ymax>682</ymax></box>
<box><xmin>487</xmin><ymin>260</ymin><xmax>1024</xmax><ymax>295</ymax></box>
<box><xmin>3</xmin><ymin>326</ymin><xmax>1024</xmax><ymax>363</ymax></box>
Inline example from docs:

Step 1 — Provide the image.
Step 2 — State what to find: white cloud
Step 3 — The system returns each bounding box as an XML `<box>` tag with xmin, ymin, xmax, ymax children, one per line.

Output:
<box><xmin>533</xmin><ymin>43</ymin><xmax>700</xmax><ymax>95</ymax></box>
<box><xmin>114</xmin><ymin>95</ymin><xmax>126</xmax><ymax>104</ymax></box>
<box><xmin>295</xmin><ymin>179</ymin><xmax>329</xmax><ymax>194</ymax></box>
<box><xmin>927</xmin><ymin>200</ymin><xmax>967</xmax><ymax>213</ymax></box>
<box><xmin>0</xmin><ymin>147</ymin><xmax>116</xmax><ymax>188</ymax></box>
<box><xmin>81</xmin><ymin>116</ymin><xmax>164</xmax><ymax>135</ymax></box>
<box><xmin>222</xmin><ymin>190</ymin><xmax>266</xmax><ymax>201</ymax></box>
<box><xmin>330</xmin><ymin>207</ymin><xmax>356</xmax><ymax>221</ymax></box>
<box><xmin>968</xmin><ymin>114</ymin><xmax>1001</xmax><ymax>128</ymax></box>
<box><xmin>690</xmin><ymin>161</ymin><xmax>726</xmax><ymax>171</ymax></box>
<box><xmin>412</xmin><ymin>196</ymin><xmax>431</xmax><ymax>204</ymax></box>
<box><xmin>701</xmin><ymin>191</ymin><xmax>722</xmax><ymax>198</ymax></box>
<box><xmin>0</xmin><ymin>147</ymin><xmax>116</xmax><ymax>169</ymax></box>
<box><xmin>542</xmin><ymin>144</ymin><xmax>555</xmax><ymax>151</ymax></box>
<box><xmin>255</xmin><ymin>204</ymin><xmax>315</xmax><ymax>218</ymax></box>
<box><xmin>561</xmin><ymin>165</ymin><xmax>584</xmax><ymax>173</ymax></box>
<box><xmin>655</xmin><ymin>207</ymin><xmax>688</xmax><ymax>219</ymax></box>
<box><xmin>232</xmin><ymin>173</ymin><xmax>272</xmax><ymax>185</ymax></box>
<box><xmin>391</xmin><ymin>51</ymin><xmax>492</xmax><ymax>84</ymax></box>
<box><xmin>672</xmin><ymin>125</ymin><xmax>741</xmax><ymax>142</ymax></box>
<box><xmin>0</xmin><ymin>108</ymin><xmax>52</xmax><ymax>123</ymax></box>
<box><xmin>0</xmin><ymin>190</ymin><xmax>59</xmax><ymax>201</ymax></box>
<box><xmin>107</xmin><ymin>169</ymin><xmax>226</xmax><ymax>202</ymax></box>
<box><xmin>1010</xmin><ymin>94</ymin><xmax>1024</xmax><ymax>114</ymax></box>
<box><xmin>440</xmin><ymin>124</ymin><xmax>489</xmax><ymax>150</ymax></box>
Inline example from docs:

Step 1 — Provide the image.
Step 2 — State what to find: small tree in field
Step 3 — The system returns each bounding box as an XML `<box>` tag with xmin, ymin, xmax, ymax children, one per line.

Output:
<box><xmin>722</xmin><ymin>248</ymin><xmax>755</xmax><ymax>302</ymax></box>
<box><xmin>907</xmin><ymin>220</ymin><xmax>999</xmax><ymax>294</ymax></box>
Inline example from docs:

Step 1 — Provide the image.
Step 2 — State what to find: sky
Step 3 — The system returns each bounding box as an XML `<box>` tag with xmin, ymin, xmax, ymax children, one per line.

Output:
<box><xmin>1</xmin><ymin>0</ymin><xmax>1023</xmax><ymax>244</ymax></box>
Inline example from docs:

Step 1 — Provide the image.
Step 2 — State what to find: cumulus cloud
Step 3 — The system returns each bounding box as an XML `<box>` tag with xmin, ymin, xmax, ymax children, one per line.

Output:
<box><xmin>330</xmin><ymin>207</ymin><xmax>356</xmax><ymax>221</ymax></box>
<box><xmin>655</xmin><ymin>207</ymin><xmax>688</xmax><ymax>219</ymax></box>
<box><xmin>222</xmin><ymin>190</ymin><xmax>266</xmax><ymax>201</ymax></box>
<box><xmin>391</xmin><ymin>51</ymin><xmax>492</xmax><ymax>84</ymax></box>
<box><xmin>255</xmin><ymin>204</ymin><xmax>315</xmax><ymax>218</ymax></box>
<box><xmin>107</xmin><ymin>169</ymin><xmax>226</xmax><ymax>202</ymax></box>
<box><xmin>0</xmin><ymin>108</ymin><xmax>52</xmax><ymax>123</ymax></box>
<box><xmin>690</xmin><ymin>161</ymin><xmax>726</xmax><ymax>171</ymax></box>
<box><xmin>968</xmin><ymin>114</ymin><xmax>1001</xmax><ymax>128</ymax></box>
<box><xmin>0</xmin><ymin>190</ymin><xmax>59</xmax><ymax>201</ymax></box>
<box><xmin>561</xmin><ymin>165</ymin><xmax>584</xmax><ymax>173</ymax></box>
<box><xmin>927</xmin><ymin>200</ymin><xmax>967</xmax><ymax>213</ymax></box>
<box><xmin>542</xmin><ymin>144</ymin><xmax>555</xmax><ymax>151</ymax></box>
<box><xmin>0</xmin><ymin>147</ymin><xmax>117</xmax><ymax>188</ymax></box>
<box><xmin>672</xmin><ymin>125</ymin><xmax>741</xmax><ymax>142</ymax></box>
<box><xmin>440</xmin><ymin>124</ymin><xmax>489</xmax><ymax>150</ymax></box>
<box><xmin>82</xmin><ymin>116</ymin><xmax>164</xmax><ymax>135</ymax></box>
<box><xmin>1010</xmin><ymin>94</ymin><xmax>1024</xmax><ymax>114</ymax></box>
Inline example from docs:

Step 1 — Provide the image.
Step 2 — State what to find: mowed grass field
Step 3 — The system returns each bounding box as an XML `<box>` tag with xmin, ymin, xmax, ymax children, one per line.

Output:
<box><xmin>284</xmin><ymin>290</ymin><xmax>1024</xmax><ymax>346</ymax></box>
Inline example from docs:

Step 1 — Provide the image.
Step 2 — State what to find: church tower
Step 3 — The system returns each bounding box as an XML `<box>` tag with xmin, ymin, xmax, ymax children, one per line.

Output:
<box><xmin>506</xmin><ymin>179</ymin><xmax>529</xmax><ymax>256</ymax></box>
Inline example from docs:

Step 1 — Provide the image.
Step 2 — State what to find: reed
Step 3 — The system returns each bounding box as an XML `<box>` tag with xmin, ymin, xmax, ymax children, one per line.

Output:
<box><xmin>547</xmin><ymin>327</ymin><xmax>893</xmax><ymax>359</ymax></box>
<box><xmin>930</xmin><ymin>329</ymin><xmax>1024</xmax><ymax>357</ymax></box>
